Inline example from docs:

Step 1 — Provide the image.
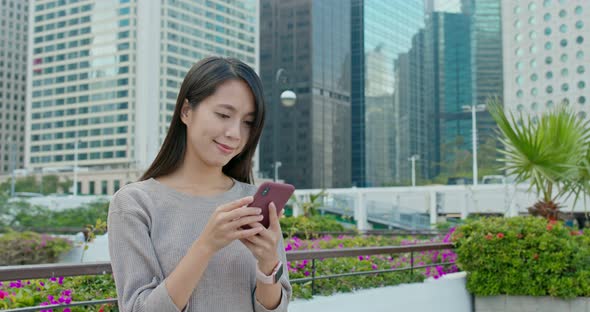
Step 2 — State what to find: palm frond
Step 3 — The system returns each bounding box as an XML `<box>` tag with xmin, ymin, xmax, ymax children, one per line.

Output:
<box><xmin>487</xmin><ymin>98</ymin><xmax>589</xmax><ymax>203</ymax></box>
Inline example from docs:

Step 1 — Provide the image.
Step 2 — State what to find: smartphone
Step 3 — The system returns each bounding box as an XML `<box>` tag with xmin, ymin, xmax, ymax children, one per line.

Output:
<box><xmin>245</xmin><ymin>182</ymin><xmax>295</xmax><ymax>229</ymax></box>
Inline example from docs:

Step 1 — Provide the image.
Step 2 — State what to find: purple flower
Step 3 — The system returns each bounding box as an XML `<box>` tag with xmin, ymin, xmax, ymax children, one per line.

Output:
<box><xmin>58</xmin><ymin>277</ymin><xmax>64</xmax><ymax>285</ymax></box>
<box><xmin>285</xmin><ymin>244</ymin><xmax>292</xmax><ymax>251</ymax></box>
<box><xmin>371</xmin><ymin>264</ymin><xmax>378</xmax><ymax>270</ymax></box>
<box><xmin>9</xmin><ymin>281</ymin><xmax>22</xmax><ymax>288</ymax></box>
<box><xmin>358</xmin><ymin>256</ymin><xmax>364</xmax><ymax>261</ymax></box>
<box><xmin>39</xmin><ymin>281</ymin><xmax>45</xmax><ymax>287</ymax></box>
<box><xmin>436</xmin><ymin>265</ymin><xmax>445</xmax><ymax>277</ymax></box>
<box><xmin>338</xmin><ymin>243</ymin><xmax>344</xmax><ymax>248</ymax></box>
<box><xmin>443</xmin><ymin>227</ymin><xmax>456</xmax><ymax>243</ymax></box>
<box><xmin>64</xmin><ymin>309</ymin><xmax>71</xmax><ymax>312</ymax></box>
<box><xmin>49</xmin><ymin>277</ymin><xmax>57</xmax><ymax>282</ymax></box>
<box><xmin>304</xmin><ymin>271</ymin><xmax>310</xmax><ymax>276</ymax></box>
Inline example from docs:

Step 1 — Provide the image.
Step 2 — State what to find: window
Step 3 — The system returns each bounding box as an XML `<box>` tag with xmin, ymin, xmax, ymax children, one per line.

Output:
<box><xmin>102</xmin><ymin>181</ymin><xmax>108</xmax><ymax>195</ymax></box>
<box><xmin>89</xmin><ymin>181</ymin><xmax>95</xmax><ymax>195</ymax></box>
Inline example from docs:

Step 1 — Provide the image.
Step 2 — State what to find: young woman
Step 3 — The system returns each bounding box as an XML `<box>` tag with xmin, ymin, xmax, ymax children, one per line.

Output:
<box><xmin>108</xmin><ymin>57</ymin><xmax>291</xmax><ymax>312</ymax></box>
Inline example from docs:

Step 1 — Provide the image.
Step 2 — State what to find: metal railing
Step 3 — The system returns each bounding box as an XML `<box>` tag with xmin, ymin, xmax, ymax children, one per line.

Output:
<box><xmin>0</xmin><ymin>242</ymin><xmax>454</xmax><ymax>311</ymax></box>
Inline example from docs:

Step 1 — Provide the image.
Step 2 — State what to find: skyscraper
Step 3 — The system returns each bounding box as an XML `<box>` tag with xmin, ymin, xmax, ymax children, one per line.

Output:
<box><xmin>393</xmin><ymin>29</ymin><xmax>436</xmax><ymax>183</ymax></box>
<box><xmin>351</xmin><ymin>0</ymin><xmax>424</xmax><ymax>187</ymax></box>
<box><xmin>27</xmin><ymin>0</ymin><xmax>258</xmax><ymax>194</ymax></box>
<box><xmin>502</xmin><ymin>0</ymin><xmax>589</xmax><ymax>117</ymax></box>
<box><xmin>259</xmin><ymin>0</ymin><xmax>351</xmax><ymax>189</ymax></box>
<box><xmin>0</xmin><ymin>0</ymin><xmax>28</xmax><ymax>175</ymax></box>
<box><xmin>424</xmin><ymin>12</ymin><xmax>473</xmax><ymax>177</ymax></box>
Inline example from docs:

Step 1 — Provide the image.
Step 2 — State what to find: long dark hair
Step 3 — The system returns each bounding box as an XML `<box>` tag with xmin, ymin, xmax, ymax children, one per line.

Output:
<box><xmin>139</xmin><ymin>57</ymin><xmax>266</xmax><ymax>184</ymax></box>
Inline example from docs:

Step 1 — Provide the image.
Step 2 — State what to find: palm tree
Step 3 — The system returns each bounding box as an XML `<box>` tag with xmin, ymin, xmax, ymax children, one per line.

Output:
<box><xmin>487</xmin><ymin>98</ymin><xmax>590</xmax><ymax>220</ymax></box>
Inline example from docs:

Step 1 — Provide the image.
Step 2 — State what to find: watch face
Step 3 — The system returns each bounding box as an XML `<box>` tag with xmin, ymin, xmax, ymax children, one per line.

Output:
<box><xmin>274</xmin><ymin>263</ymin><xmax>284</xmax><ymax>283</ymax></box>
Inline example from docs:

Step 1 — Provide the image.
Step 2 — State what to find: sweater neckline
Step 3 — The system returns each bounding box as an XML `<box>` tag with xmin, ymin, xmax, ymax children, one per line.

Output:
<box><xmin>147</xmin><ymin>177</ymin><xmax>241</xmax><ymax>201</ymax></box>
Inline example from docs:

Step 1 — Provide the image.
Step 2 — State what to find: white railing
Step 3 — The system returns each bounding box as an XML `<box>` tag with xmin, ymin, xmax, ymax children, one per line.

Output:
<box><xmin>291</xmin><ymin>183</ymin><xmax>590</xmax><ymax>231</ymax></box>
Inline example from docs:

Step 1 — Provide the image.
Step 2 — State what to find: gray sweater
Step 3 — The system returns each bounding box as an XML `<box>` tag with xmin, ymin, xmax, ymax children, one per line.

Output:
<box><xmin>107</xmin><ymin>178</ymin><xmax>291</xmax><ymax>312</ymax></box>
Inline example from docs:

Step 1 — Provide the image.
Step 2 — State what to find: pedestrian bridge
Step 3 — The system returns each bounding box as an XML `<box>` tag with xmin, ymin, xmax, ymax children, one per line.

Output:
<box><xmin>291</xmin><ymin>184</ymin><xmax>589</xmax><ymax>230</ymax></box>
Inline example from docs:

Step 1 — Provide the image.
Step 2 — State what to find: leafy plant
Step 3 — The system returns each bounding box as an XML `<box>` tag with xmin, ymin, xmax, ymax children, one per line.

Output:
<box><xmin>80</xmin><ymin>218</ymin><xmax>108</xmax><ymax>262</ymax></box>
<box><xmin>452</xmin><ymin>216</ymin><xmax>590</xmax><ymax>298</ymax></box>
<box><xmin>291</xmin><ymin>190</ymin><xmax>327</xmax><ymax>217</ymax></box>
<box><xmin>280</xmin><ymin>215</ymin><xmax>346</xmax><ymax>239</ymax></box>
<box><xmin>488</xmin><ymin>99</ymin><xmax>590</xmax><ymax>220</ymax></box>
<box><xmin>0</xmin><ymin>231</ymin><xmax>73</xmax><ymax>265</ymax></box>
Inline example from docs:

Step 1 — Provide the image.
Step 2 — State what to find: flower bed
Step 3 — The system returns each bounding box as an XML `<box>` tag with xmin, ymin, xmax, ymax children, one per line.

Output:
<box><xmin>0</xmin><ymin>231</ymin><xmax>73</xmax><ymax>266</ymax></box>
<box><xmin>0</xmin><ymin>232</ymin><xmax>457</xmax><ymax>310</ymax></box>
<box><xmin>286</xmin><ymin>232</ymin><xmax>458</xmax><ymax>298</ymax></box>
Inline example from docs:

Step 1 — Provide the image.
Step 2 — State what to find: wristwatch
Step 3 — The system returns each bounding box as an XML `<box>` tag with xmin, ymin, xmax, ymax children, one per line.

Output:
<box><xmin>256</xmin><ymin>261</ymin><xmax>283</xmax><ymax>284</ymax></box>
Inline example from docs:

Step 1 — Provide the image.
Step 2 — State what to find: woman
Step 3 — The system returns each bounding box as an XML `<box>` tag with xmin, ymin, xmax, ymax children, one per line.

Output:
<box><xmin>108</xmin><ymin>57</ymin><xmax>291</xmax><ymax>312</ymax></box>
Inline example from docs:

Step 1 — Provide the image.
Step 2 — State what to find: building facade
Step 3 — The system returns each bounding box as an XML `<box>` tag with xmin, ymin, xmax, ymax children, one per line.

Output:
<box><xmin>26</xmin><ymin>0</ymin><xmax>258</xmax><ymax>194</ymax></box>
<box><xmin>351</xmin><ymin>0</ymin><xmax>424</xmax><ymax>187</ymax></box>
<box><xmin>0</xmin><ymin>0</ymin><xmax>28</xmax><ymax>175</ymax></box>
<box><xmin>502</xmin><ymin>0</ymin><xmax>589</xmax><ymax>117</ymax></box>
<box><xmin>259</xmin><ymin>0</ymin><xmax>351</xmax><ymax>189</ymax></box>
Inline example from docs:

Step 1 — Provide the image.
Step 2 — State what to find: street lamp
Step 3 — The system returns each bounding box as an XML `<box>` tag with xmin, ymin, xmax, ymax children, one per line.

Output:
<box><xmin>461</xmin><ymin>104</ymin><xmax>487</xmax><ymax>186</ymax></box>
<box><xmin>408</xmin><ymin>154</ymin><xmax>420</xmax><ymax>187</ymax></box>
<box><xmin>272</xmin><ymin>161</ymin><xmax>282</xmax><ymax>182</ymax></box>
<box><xmin>73</xmin><ymin>139</ymin><xmax>82</xmax><ymax>196</ymax></box>
<box><xmin>272</xmin><ymin>68</ymin><xmax>296</xmax><ymax>182</ymax></box>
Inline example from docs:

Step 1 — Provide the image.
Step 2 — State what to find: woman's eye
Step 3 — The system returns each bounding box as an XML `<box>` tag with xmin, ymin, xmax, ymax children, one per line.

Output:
<box><xmin>216</xmin><ymin>113</ymin><xmax>230</xmax><ymax>119</ymax></box>
<box><xmin>244</xmin><ymin>121</ymin><xmax>254</xmax><ymax>127</ymax></box>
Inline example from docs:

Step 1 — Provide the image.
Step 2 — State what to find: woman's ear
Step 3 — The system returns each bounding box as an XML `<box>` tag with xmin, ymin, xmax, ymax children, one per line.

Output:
<box><xmin>180</xmin><ymin>99</ymin><xmax>191</xmax><ymax>125</ymax></box>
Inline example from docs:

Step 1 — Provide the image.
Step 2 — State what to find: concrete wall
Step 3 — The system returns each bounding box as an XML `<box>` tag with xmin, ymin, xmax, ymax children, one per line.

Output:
<box><xmin>290</xmin><ymin>272</ymin><xmax>471</xmax><ymax>312</ymax></box>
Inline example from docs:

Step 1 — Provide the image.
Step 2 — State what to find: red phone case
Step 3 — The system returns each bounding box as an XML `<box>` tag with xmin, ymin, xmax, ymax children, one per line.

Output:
<box><xmin>246</xmin><ymin>182</ymin><xmax>295</xmax><ymax>229</ymax></box>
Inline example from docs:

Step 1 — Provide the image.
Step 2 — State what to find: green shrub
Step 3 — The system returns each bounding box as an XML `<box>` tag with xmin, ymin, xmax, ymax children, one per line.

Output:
<box><xmin>0</xmin><ymin>231</ymin><xmax>73</xmax><ymax>265</ymax></box>
<box><xmin>280</xmin><ymin>215</ymin><xmax>346</xmax><ymax>239</ymax></box>
<box><xmin>452</xmin><ymin>216</ymin><xmax>590</xmax><ymax>298</ymax></box>
<box><xmin>1</xmin><ymin>200</ymin><xmax>109</xmax><ymax>233</ymax></box>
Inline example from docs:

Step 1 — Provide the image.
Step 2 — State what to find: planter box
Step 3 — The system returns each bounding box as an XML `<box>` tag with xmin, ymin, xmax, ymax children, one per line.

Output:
<box><xmin>476</xmin><ymin>295</ymin><xmax>590</xmax><ymax>312</ymax></box>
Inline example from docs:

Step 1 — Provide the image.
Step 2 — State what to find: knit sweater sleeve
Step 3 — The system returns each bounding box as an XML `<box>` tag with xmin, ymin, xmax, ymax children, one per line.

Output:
<box><xmin>107</xmin><ymin>187</ymin><xmax>189</xmax><ymax>312</ymax></box>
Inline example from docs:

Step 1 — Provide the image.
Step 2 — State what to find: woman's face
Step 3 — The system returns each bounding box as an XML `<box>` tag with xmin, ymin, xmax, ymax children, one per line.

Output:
<box><xmin>181</xmin><ymin>79</ymin><xmax>256</xmax><ymax>169</ymax></box>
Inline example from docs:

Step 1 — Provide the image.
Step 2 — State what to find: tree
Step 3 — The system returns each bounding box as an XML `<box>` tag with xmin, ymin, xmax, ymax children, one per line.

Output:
<box><xmin>0</xmin><ymin>175</ymin><xmax>72</xmax><ymax>195</ymax></box>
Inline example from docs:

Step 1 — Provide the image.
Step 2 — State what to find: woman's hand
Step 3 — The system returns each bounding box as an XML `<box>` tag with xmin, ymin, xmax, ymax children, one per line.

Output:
<box><xmin>240</xmin><ymin>202</ymin><xmax>284</xmax><ymax>273</ymax></box>
<box><xmin>197</xmin><ymin>196</ymin><xmax>264</xmax><ymax>255</ymax></box>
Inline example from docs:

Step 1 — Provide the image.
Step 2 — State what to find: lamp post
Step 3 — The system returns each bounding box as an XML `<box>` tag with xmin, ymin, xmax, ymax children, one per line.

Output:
<box><xmin>73</xmin><ymin>139</ymin><xmax>82</xmax><ymax>196</ymax></box>
<box><xmin>408</xmin><ymin>154</ymin><xmax>420</xmax><ymax>187</ymax></box>
<box><xmin>272</xmin><ymin>68</ymin><xmax>296</xmax><ymax>182</ymax></box>
<box><xmin>461</xmin><ymin>104</ymin><xmax>486</xmax><ymax>186</ymax></box>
